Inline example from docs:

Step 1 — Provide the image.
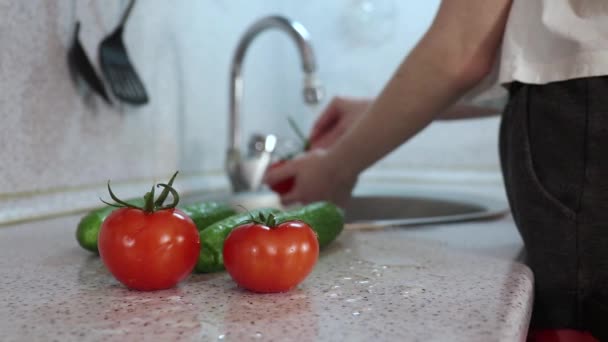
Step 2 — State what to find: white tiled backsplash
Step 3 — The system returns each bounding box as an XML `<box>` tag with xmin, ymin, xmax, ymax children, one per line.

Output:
<box><xmin>0</xmin><ymin>0</ymin><xmax>502</xmax><ymax>224</ymax></box>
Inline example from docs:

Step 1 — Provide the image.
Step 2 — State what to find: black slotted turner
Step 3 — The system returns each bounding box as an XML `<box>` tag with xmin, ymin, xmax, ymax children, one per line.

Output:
<box><xmin>68</xmin><ymin>22</ymin><xmax>112</xmax><ymax>104</ymax></box>
<box><xmin>99</xmin><ymin>0</ymin><xmax>149</xmax><ymax>105</ymax></box>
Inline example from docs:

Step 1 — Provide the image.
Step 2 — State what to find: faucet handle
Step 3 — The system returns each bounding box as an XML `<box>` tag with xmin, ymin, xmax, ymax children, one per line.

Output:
<box><xmin>248</xmin><ymin>133</ymin><xmax>278</xmax><ymax>157</ymax></box>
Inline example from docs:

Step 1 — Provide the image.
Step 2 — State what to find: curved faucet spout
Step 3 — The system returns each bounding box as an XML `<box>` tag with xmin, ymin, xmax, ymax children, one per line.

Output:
<box><xmin>227</xmin><ymin>15</ymin><xmax>323</xmax><ymax>193</ymax></box>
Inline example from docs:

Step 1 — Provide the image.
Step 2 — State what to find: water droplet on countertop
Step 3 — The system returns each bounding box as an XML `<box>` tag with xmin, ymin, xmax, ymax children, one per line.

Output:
<box><xmin>352</xmin><ymin>311</ymin><xmax>361</xmax><ymax>316</ymax></box>
<box><xmin>399</xmin><ymin>285</ymin><xmax>426</xmax><ymax>298</ymax></box>
<box><xmin>254</xmin><ymin>332</ymin><xmax>263</xmax><ymax>338</ymax></box>
<box><xmin>289</xmin><ymin>293</ymin><xmax>308</xmax><ymax>300</ymax></box>
<box><xmin>343</xmin><ymin>277</ymin><xmax>352</xmax><ymax>281</ymax></box>
<box><xmin>372</xmin><ymin>270</ymin><xmax>383</xmax><ymax>277</ymax></box>
<box><xmin>429</xmin><ymin>273</ymin><xmax>447</xmax><ymax>279</ymax></box>
<box><xmin>218</xmin><ymin>334</ymin><xmax>225</xmax><ymax>340</ymax></box>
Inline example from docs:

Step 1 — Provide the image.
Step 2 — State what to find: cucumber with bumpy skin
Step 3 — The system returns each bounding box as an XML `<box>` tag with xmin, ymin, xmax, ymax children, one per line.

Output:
<box><xmin>180</xmin><ymin>202</ymin><xmax>237</xmax><ymax>232</ymax></box>
<box><xmin>76</xmin><ymin>198</ymin><xmax>145</xmax><ymax>254</ymax></box>
<box><xmin>195</xmin><ymin>208</ymin><xmax>281</xmax><ymax>273</ymax></box>
<box><xmin>275</xmin><ymin>201</ymin><xmax>344</xmax><ymax>249</ymax></box>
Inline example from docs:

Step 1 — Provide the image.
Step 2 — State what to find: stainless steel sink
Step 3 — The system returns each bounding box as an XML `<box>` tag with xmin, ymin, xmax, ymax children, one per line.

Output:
<box><xmin>190</xmin><ymin>186</ymin><xmax>508</xmax><ymax>228</ymax></box>
<box><xmin>342</xmin><ymin>190</ymin><xmax>507</xmax><ymax>228</ymax></box>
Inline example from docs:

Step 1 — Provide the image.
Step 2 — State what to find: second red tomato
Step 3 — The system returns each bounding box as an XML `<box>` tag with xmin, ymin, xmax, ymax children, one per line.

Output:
<box><xmin>223</xmin><ymin>219</ymin><xmax>319</xmax><ymax>293</ymax></box>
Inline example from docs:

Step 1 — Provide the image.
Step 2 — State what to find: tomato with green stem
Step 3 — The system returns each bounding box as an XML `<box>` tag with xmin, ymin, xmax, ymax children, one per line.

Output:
<box><xmin>268</xmin><ymin>117</ymin><xmax>310</xmax><ymax>195</ymax></box>
<box><xmin>268</xmin><ymin>160</ymin><xmax>296</xmax><ymax>194</ymax></box>
<box><xmin>223</xmin><ymin>212</ymin><xmax>319</xmax><ymax>293</ymax></box>
<box><xmin>98</xmin><ymin>172</ymin><xmax>200</xmax><ymax>291</ymax></box>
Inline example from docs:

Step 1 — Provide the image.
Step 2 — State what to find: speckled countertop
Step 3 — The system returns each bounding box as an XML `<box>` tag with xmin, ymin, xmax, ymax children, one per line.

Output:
<box><xmin>0</xmin><ymin>201</ymin><xmax>532</xmax><ymax>342</ymax></box>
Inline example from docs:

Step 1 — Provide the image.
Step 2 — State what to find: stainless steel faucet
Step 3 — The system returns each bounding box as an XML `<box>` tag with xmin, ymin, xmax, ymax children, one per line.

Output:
<box><xmin>227</xmin><ymin>15</ymin><xmax>323</xmax><ymax>192</ymax></box>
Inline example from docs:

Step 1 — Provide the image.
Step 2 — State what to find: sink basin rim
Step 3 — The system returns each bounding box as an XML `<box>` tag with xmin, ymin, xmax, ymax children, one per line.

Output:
<box><xmin>347</xmin><ymin>187</ymin><xmax>509</xmax><ymax>227</ymax></box>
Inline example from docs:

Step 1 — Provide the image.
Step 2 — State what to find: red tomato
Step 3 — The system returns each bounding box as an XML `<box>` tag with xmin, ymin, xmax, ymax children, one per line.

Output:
<box><xmin>268</xmin><ymin>160</ymin><xmax>295</xmax><ymax>195</ymax></box>
<box><xmin>98</xmin><ymin>208</ymin><xmax>200</xmax><ymax>291</ymax></box>
<box><xmin>223</xmin><ymin>220</ymin><xmax>319</xmax><ymax>293</ymax></box>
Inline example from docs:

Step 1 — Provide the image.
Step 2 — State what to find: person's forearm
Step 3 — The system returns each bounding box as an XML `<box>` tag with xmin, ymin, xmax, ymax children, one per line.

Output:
<box><xmin>347</xmin><ymin>99</ymin><xmax>500</xmax><ymax>121</ymax></box>
<box><xmin>328</xmin><ymin>47</ymin><xmax>475</xmax><ymax>174</ymax></box>
<box><xmin>327</xmin><ymin>0</ymin><xmax>512</xmax><ymax>175</ymax></box>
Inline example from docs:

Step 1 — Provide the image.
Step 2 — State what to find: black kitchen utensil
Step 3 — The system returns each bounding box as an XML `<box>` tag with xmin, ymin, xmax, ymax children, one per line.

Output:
<box><xmin>98</xmin><ymin>0</ymin><xmax>149</xmax><ymax>105</ymax></box>
<box><xmin>67</xmin><ymin>22</ymin><xmax>112</xmax><ymax>104</ymax></box>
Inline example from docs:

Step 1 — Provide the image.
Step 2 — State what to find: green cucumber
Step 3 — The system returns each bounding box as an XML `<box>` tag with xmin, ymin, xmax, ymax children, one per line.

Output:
<box><xmin>180</xmin><ymin>202</ymin><xmax>237</xmax><ymax>232</ymax></box>
<box><xmin>275</xmin><ymin>201</ymin><xmax>344</xmax><ymax>249</ymax></box>
<box><xmin>75</xmin><ymin>198</ymin><xmax>145</xmax><ymax>254</ymax></box>
<box><xmin>76</xmin><ymin>200</ymin><xmax>235</xmax><ymax>254</ymax></box>
<box><xmin>195</xmin><ymin>208</ymin><xmax>281</xmax><ymax>273</ymax></box>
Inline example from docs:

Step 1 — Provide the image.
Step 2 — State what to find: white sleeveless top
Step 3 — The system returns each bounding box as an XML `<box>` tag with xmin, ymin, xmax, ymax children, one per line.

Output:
<box><xmin>466</xmin><ymin>0</ymin><xmax>608</xmax><ymax>108</ymax></box>
<box><xmin>498</xmin><ymin>0</ymin><xmax>608</xmax><ymax>84</ymax></box>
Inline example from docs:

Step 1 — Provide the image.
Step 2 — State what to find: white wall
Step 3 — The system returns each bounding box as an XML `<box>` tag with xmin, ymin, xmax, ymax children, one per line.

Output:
<box><xmin>0</xmin><ymin>0</ymin><xmax>503</xmax><ymax>223</ymax></box>
<box><xmin>0</xmin><ymin>0</ymin><xmax>293</xmax><ymax>222</ymax></box>
<box><xmin>0</xmin><ymin>0</ymin><xmax>290</xmax><ymax>193</ymax></box>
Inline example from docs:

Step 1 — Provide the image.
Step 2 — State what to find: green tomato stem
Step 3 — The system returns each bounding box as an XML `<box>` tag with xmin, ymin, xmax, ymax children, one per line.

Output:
<box><xmin>155</xmin><ymin>183</ymin><xmax>180</xmax><ymax>210</ymax></box>
<box><xmin>288</xmin><ymin>116</ymin><xmax>310</xmax><ymax>151</ymax></box>
<box><xmin>154</xmin><ymin>171</ymin><xmax>178</xmax><ymax>206</ymax></box>
<box><xmin>101</xmin><ymin>171</ymin><xmax>181</xmax><ymax>213</ymax></box>
<box><xmin>143</xmin><ymin>185</ymin><xmax>156</xmax><ymax>212</ymax></box>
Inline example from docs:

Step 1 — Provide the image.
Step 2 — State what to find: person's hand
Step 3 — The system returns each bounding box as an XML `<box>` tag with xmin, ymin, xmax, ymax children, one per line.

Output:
<box><xmin>309</xmin><ymin>96</ymin><xmax>373</xmax><ymax>149</ymax></box>
<box><xmin>264</xmin><ymin>149</ymin><xmax>358</xmax><ymax>206</ymax></box>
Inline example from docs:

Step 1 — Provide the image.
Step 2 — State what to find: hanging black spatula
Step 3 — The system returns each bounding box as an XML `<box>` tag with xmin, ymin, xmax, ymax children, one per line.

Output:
<box><xmin>68</xmin><ymin>22</ymin><xmax>112</xmax><ymax>104</ymax></box>
<box><xmin>99</xmin><ymin>0</ymin><xmax>149</xmax><ymax>105</ymax></box>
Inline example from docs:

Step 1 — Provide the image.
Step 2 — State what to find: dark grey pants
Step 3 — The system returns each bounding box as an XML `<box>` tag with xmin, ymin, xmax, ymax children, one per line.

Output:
<box><xmin>500</xmin><ymin>77</ymin><xmax>608</xmax><ymax>338</ymax></box>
